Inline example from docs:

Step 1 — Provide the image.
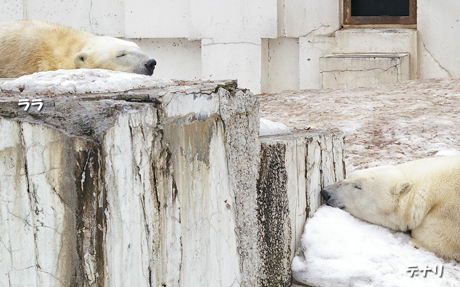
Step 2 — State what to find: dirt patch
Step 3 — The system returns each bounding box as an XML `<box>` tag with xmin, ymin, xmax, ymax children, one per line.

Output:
<box><xmin>257</xmin><ymin>78</ymin><xmax>460</xmax><ymax>173</ymax></box>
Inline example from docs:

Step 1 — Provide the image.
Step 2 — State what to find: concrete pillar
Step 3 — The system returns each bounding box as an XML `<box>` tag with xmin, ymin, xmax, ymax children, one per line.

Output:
<box><xmin>0</xmin><ymin>77</ymin><xmax>344</xmax><ymax>286</ymax></box>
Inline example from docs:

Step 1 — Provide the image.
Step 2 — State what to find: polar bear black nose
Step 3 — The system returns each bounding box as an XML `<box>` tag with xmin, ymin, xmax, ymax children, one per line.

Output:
<box><xmin>145</xmin><ymin>59</ymin><xmax>157</xmax><ymax>75</ymax></box>
<box><xmin>320</xmin><ymin>189</ymin><xmax>331</xmax><ymax>201</ymax></box>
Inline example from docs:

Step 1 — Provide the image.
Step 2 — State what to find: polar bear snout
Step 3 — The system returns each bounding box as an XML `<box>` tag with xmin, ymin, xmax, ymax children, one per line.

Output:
<box><xmin>136</xmin><ymin>58</ymin><xmax>156</xmax><ymax>76</ymax></box>
<box><xmin>143</xmin><ymin>59</ymin><xmax>157</xmax><ymax>75</ymax></box>
<box><xmin>320</xmin><ymin>189</ymin><xmax>331</xmax><ymax>201</ymax></box>
<box><xmin>321</xmin><ymin>188</ymin><xmax>345</xmax><ymax>209</ymax></box>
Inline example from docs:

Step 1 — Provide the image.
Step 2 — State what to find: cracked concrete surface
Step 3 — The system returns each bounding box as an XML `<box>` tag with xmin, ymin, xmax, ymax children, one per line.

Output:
<box><xmin>0</xmin><ymin>80</ymin><xmax>263</xmax><ymax>286</ymax></box>
<box><xmin>1</xmin><ymin>78</ymin><xmax>344</xmax><ymax>286</ymax></box>
<box><xmin>0</xmin><ymin>119</ymin><xmax>84</xmax><ymax>286</ymax></box>
<box><xmin>418</xmin><ymin>34</ymin><xmax>452</xmax><ymax>78</ymax></box>
<box><xmin>320</xmin><ymin>53</ymin><xmax>410</xmax><ymax>89</ymax></box>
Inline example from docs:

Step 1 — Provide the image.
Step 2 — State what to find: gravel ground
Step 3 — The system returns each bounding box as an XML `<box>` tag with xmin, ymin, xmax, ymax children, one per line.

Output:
<box><xmin>257</xmin><ymin>78</ymin><xmax>460</xmax><ymax>173</ymax></box>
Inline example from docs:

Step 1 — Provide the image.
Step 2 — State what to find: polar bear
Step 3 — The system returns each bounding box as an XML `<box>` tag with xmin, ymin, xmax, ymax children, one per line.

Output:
<box><xmin>0</xmin><ymin>20</ymin><xmax>156</xmax><ymax>78</ymax></box>
<box><xmin>321</xmin><ymin>156</ymin><xmax>460</xmax><ymax>261</ymax></box>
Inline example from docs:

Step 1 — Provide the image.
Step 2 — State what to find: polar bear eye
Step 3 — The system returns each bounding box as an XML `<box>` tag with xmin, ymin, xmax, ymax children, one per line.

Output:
<box><xmin>116</xmin><ymin>53</ymin><xmax>127</xmax><ymax>58</ymax></box>
<box><xmin>353</xmin><ymin>183</ymin><xmax>362</xmax><ymax>190</ymax></box>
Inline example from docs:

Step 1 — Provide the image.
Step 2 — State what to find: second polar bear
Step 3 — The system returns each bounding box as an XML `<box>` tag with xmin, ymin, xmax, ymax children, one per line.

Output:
<box><xmin>0</xmin><ymin>20</ymin><xmax>156</xmax><ymax>78</ymax></box>
<box><xmin>321</xmin><ymin>155</ymin><xmax>460</xmax><ymax>261</ymax></box>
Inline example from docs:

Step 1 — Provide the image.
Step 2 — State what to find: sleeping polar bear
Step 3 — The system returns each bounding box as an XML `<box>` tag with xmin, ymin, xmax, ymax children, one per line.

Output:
<box><xmin>0</xmin><ymin>20</ymin><xmax>156</xmax><ymax>78</ymax></box>
<box><xmin>321</xmin><ymin>155</ymin><xmax>460</xmax><ymax>261</ymax></box>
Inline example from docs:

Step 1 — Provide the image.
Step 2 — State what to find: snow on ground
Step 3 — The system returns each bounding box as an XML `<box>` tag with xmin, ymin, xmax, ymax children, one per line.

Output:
<box><xmin>260</xmin><ymin>118</ymin><xmax>291</xmax><ymax>136</ymax></box>
<box><xmin>257</xmin><ymin>78</ymin><xmax>460</xmax><ymax>173</ymax></box>
<box><xmin>292</xmin><ymin>206</ymin><xmax>460</xmax><ymax>287</ymax></box>
<box><xmin>258</xmin><ymin>78</ymin><xmax>460</xmax><ymax>286</ymax></box>
<box><xmin>0</xmin><ymin>69</ymin><xmax>173</xmax><ymax>95</ymax></box>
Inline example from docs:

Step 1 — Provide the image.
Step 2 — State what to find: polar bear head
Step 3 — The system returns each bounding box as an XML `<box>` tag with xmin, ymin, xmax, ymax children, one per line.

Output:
<box><xmin>320</xmin><ymin>166</ymin><xmax>413</xmax><ymax>230</ymax></box>
<box><xmin>73</xmin><ymin>36</ymin><xmax>156</xmax><ymax>75</ymax></box>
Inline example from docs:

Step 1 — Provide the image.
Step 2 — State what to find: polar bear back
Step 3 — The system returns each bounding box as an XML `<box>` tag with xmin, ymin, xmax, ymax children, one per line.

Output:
<box><xmin>0</xmin><ymin>20</ymin><xmax>156</xmax><ymax>78</ymax></box>
<box><xmin>0</xmin><ymin>20</ymin><xmax>94</xmax><ymax>77</ymax></box>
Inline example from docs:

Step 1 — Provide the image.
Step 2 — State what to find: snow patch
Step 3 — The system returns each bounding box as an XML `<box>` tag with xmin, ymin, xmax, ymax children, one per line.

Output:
<box><xmin>0</xmin><ymin>69</ymin><xmax>173</xmax><ymax>95</ymax></box>
<box><xmin>292</xmin><ymin>206</ymin><xmax>460</xmax><ymax>287</ymax></box>
<box><xmin>260</xmin><ymin>118</ymin><xmax>291</xmax><ymax>136</ymax></box>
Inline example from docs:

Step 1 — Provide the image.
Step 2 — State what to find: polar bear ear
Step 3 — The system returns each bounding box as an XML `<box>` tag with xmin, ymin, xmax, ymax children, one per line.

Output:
<box><xmin>394</xmin><ymin>181</ymin><xmax>412</xmax><ymax>196</ymax></box>
<box><xmin>73</xmin><ymin>52</ymin><xmax>89</xmax><ymax>68</ymax></box>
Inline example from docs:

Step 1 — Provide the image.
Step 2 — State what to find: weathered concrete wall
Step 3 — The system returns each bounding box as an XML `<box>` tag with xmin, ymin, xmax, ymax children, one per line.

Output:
<box><xmin>0</xmin><ymin>79</ymin><xmax>344</xmax><ymax>286</ymax></box>
<box><xmin>417</xmin><ymin>0</ymin><xmax>460</xmax><ymax>79</ymax></box>
<box><xmin>0</xmin><ymin>119</ymin><xmax>96</xmax><ymax>286</ymax></box>
<box><xmin>257</xmin><ymin>131</ymin><xmax>345</xmax><ymax>285</ymax></box>
<box><xmin>320</xmin><ymin>53</ymin><xmax>410</xmax><ymax>89</ymax></box>
<box><xmin>4</xmin><ymin>0</ymin><xmax>460</xmax><ymax>92</ymax></box>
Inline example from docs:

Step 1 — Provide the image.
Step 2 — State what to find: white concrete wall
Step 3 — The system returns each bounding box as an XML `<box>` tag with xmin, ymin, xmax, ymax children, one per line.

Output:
<box><xmin>202</xmin><ymin>40</ymin><xmax>263</xmax><ymax>93</ymax></box>
<box><xmin>2</xmin><ymin>0</ymin><xmax>460</xmax><ymax>92</ymax></box>
<box><xmin>262</xmin><ymin>38</ymin><xmax>300</xmax><ymax>93</ymax></box>
<box><xmin>417</xmin><ymin>0</ymin><xmax>460</xmax><ymax>78</ymax></box>
<box><xmin>299</xmin><ymin>36</ymin><xmax>337</xmax><ymax>90</ymax></box>
<box><xmin>279</xmin><ymin>0</ymin><xmax>341</xmax><ymax>38</ymax></box>
<box><xmin>132</xmin><ymin>38</ymin><xmax>202</xmax><ymax>80</ymax></box>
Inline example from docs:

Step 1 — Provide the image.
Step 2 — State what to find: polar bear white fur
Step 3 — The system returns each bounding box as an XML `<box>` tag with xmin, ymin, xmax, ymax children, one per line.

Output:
<box><xmin>0</xmin><ymin>20</ymin><xmax>156</xmax><ymax>78</ymax></box>
<box><xmin>321</xmin><ymin>156</ymin><xmax>460</xmax><ymax>261</ymax></box>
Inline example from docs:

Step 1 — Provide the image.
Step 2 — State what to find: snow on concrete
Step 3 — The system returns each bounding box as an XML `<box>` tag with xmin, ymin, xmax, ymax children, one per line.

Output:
<box><xmin>0</xmin><ymin>69</ymin><xmax>173</xmax><ymax>95</ymax></box>
<box><xmin>259</xmin><ymin>118</ymin><xmax>291</xmax><ymax>136</ymax></box>
<box><xmin>292</xmin><ymin>206</ymin><xmax>460</xmax><ymax>287</ymax></box>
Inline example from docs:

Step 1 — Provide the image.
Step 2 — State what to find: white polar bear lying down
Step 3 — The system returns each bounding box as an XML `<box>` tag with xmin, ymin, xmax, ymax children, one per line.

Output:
<box><xmin>292</xmin><ymin>206</ymin><xmax>460</xmax><ymax>287</ymax></box>
<box><xmin>321</xmin><ymin>155</ymin><xmax>460</xmax><ymax>262</ymax></box>
<box><xmin>0</xmin><ymin>20</ymin><xmax>156</xmax><ymax>78</ymax></box>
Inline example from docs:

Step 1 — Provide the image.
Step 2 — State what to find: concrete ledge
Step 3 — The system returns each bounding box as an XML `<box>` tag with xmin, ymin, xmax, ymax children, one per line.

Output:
<box><xmin>320</xmin><ymin>53</ymin><xmax>410</xmax><ymax>89</ymax></box>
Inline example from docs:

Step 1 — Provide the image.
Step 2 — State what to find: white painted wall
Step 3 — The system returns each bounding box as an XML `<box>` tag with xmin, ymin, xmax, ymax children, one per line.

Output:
<box><xmin>2</xmin><ymin>0</ymin><xmax>460</xmax><ymax>92</ymax></box>
<box><xmin>132</xmin><ymin>38</ymin><xmax>202</xmax><ymax>80</ymax></box>
<box><xmin>299</xmin><ymin>36</ymin><xmax>337</xmax><ymax>90</ymax></box>
<box><xmin>0</xmin><ymin>0</ymin><xmax>23</xmax><ymax>21</ymax></box>
<box><xmin>279</xmin><ymin>0</ymin><xmax>341</xmax><ymax>37</ymax></box>
<box><xmin>417</xmin><ymin>0</ymin><xmax>459</xmax><ymax>78</ymax></box>
<box><xmin>262</xmin><ymin>38</ymin><xmax>300</xmax><ymax>93</ymax></box>
<box><xmin>202</xmin><ymin>40</ymin><xmax>263</xmax><ymax>93</ymax></box>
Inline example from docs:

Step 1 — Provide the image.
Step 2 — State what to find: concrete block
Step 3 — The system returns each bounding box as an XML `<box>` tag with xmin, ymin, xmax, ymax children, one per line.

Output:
<box><xmin>25</xmin><ymin>0</ymin><xmax>124</xmax><ymax>36</ymax></box>
<box><xmin>0</xmin><ymin>78</ymin><xmax>344</xmax><ymax>286</ymax></box>
<box><xmin>202</xmin><ymin>40</ymin><xmax>263</xmax><ymax>94</ymax></box>
<box><xmin>189</xmin><ymin>0</ymin><xmax>277</xmax><ymax>41</ymax></box>
<box><xmin>320</xmin><ymin>53</ymin><xmax>410</xmax><ymax>89</ymax></box>
<box><xmin>125</xmin><ymin>0</ymin><xmax>191</xmax><ymax>38</ymax></box>
<box><xmin>125</xmin><ymin>0</ymin><xmax>277</xmax><ymax>40</ymax></box>
<box><xmin>0</xmin><ymin>80</ymin><xmax>258</xmax><ymax>286</ymax></box>
<box><xmin>334</xmin><ymin>29</ymin><xmax>417</xmax><ymax>79</ymax></box>
<box><xmin>261</xmin><ymin>38</ymin><xmax>300</xmax><ymax>93</ymax></box>
<box><xmin>279</xmin><ymin>0</ymin><xmax>340</xmax><ymax>38</ymax></box>
<box><xmin>258</xmin><ymin>130</ymin><xmax>345</xmax><ymax>285</ymax></box>
<box><xmin>299</xmin><ymin>36</ymin><xmax>337</xmax><ymax>90</ymax></box>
